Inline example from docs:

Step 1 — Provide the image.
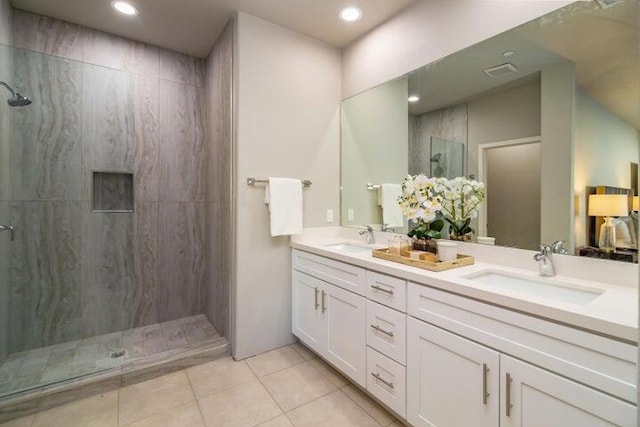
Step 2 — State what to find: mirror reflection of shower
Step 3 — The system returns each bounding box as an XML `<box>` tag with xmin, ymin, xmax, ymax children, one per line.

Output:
<box><xmin>429</xmin><ymin>137</ymin><xmax>465</xmax><ymax>179</ymax></box>
<box><xmin>430</xmin><ymin>152</ymin><xmax>445</xmax><ymax>177</ymax></box>
<box><xmin>0</xmin><ymin>81</ymin><xmax>32</xmax><ymax>107</ymax></box>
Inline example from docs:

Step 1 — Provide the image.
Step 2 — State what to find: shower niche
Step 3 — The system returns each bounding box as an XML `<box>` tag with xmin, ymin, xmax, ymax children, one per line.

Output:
<box><xmin>92</xmin><ymin>171</ymin><xmax>134</xmax><ymax>212</ymax></box>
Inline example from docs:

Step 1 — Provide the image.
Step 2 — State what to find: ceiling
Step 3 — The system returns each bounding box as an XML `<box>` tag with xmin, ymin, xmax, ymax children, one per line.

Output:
<box><xmin>10</xmin><ymin>0</ymin><xmax>416</xmax><ymax>58</ymax></box>
<box><xmin>407</xmin><ymin>0</ymin><xmax>639</xmax><ymax>129</ymax></box>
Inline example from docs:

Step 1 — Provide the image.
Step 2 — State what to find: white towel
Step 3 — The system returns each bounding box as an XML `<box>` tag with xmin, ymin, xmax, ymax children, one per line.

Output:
<box><xmin>265</xmin><ymin>177</ymin><xmax>303</xmax><ymax>237</ymax></box>
<box><xmin>380</xmin><ymin>183</ymin><xmax>403</xmax><ymax>228</ymax></box>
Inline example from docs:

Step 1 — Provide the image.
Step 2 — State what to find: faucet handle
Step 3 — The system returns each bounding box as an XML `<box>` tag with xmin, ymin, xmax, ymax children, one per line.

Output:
<box><xmin>534</xmin><ymin>243</ymin><xmax>551</xmax><ymax>261</ymax></box>
<box><xmin>551</xmin><ymin>240</ymin><xmax>569</xmax><ymax>255</ymax></box>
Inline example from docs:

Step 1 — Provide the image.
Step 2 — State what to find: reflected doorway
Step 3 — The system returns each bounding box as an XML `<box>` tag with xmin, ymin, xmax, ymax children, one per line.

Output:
<box><xmin>478</xmin><ymin>137</ymin><xmax>541</xmax><ymax>250</ymax></box>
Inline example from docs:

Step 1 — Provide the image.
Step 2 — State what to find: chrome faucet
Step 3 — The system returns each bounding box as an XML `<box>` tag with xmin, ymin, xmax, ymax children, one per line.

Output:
<box><xmin>359</xmin><ymin>225</ymin><xmax>375</xmax><ymax>244</ymax></box>
<box><xmin>551</xmin><ymin>240</ymin><xmax>569</xmax><ymax>255</ymax></box>
<box><xmin>381</xmin><ymin>224</ymin><xmax>395</xmax><ymax>233</ymax></box>
<box><xmin>534</xmin><ymin>244</ymin><xmax>555</xmax><ymax>277</ymax></box>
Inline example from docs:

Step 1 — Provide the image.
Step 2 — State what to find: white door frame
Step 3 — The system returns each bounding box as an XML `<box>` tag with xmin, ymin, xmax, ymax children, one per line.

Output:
<box><xmin>477</xmin><ymin>136</ymin><xmax>541</xmax><ymax>237</ymax></box>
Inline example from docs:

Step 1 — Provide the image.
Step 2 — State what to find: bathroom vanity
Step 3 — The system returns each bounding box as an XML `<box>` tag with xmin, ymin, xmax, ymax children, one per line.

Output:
<box><xmin>290</xmin><ymin>235</ymin><xmax>637</xmax><ymax>426</ymax></box>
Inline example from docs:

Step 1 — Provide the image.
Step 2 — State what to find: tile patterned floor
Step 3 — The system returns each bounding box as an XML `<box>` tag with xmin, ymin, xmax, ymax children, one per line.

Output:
<box><xmin>0</xmin><ymin>343</ymin><xmax>402</xmax><ymax>427</ymax></box>
<box><xmin>0</xmin><ymin>315</ymin><xmax>219</xmax><ymax>398</ymax></box>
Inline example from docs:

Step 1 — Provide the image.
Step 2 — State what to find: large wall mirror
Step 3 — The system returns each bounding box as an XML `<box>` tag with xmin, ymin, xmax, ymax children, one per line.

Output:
<box><xmin>341</xmin><ymin>0</ymin><xmax>639</xmax><ymax>262</ymax></box>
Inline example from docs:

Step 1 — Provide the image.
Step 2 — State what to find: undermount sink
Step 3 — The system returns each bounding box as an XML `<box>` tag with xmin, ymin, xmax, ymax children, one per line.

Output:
<box><xmin>463</xmin><ymin>270</ymin><xmax>605</xmax><ymax>305</ymax></box>
<box><xmin>324</xmin><ymin>243</ymin><xmax>372</xmax><ymax>254</ymax></box>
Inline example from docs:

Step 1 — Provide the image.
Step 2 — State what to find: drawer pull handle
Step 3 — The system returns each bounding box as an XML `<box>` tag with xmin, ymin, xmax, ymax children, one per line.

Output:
<box><xmin>314</xmin><ymin>287</ymin><xmax>319</xmax><ymax>310</ymax></box>
<box><xmin>321</xmin><ymin>290</ymin><xmax>327</xmax><ymax>313</ymax></box>
<box><xmin>371</xmin><ymin>372</ymin><xmax>394</xmax><ymax>389</ymax></box>
<box><xmin>505</xmin><ymin>373</ymin><xmax>513</xmax><ymax>417</ymax></box>
<box><xmin>370</xmin><ymin>324</ymin><xmax>394</xmax><ymax>337</ymax></box>
<box><xmin>371</xmin><ymin>284</ymin><xmax>394</xmax><ymax>295</ymax></box>
<box><xmin>482</xmin><ymin>363</ymin><xmax>490</xmax><ymax>405</ymax></box>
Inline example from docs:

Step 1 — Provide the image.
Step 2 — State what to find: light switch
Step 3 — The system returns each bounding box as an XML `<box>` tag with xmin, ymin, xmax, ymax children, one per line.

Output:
<box><xmin>326</xmin><ymin>209</ymin><xmax>334</xmax><ymax>223</ymax></box>
<box><xmin>348</xmin><ymin>209</ymin><xmax>354</xmax><ymax>222</ymax></box>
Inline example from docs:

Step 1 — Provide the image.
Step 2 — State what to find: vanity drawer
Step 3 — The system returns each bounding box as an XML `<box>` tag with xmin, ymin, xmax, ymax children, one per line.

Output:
<box><xmin>292</xmin><ymin>249</ymin><xmax>366</xmax><ymax>296</ymax></box>
<box><xmin>366</xmin><ymin>271</ymin><xmax>406</xmax><ymax>312</ymax></box>
<box><xmin>366</xmin><ymin>300</ymin><xmax>406</xmax><ymax>365</ymax></box>
<box><xmin>407</xmin><ymin>283</ymin><xmax>638</xmax><ymax>403</ymax></box>
<box><xmin>366</xmin><ymin>346</ymin><xmax>406</xmax><ymax>418</ymax></box>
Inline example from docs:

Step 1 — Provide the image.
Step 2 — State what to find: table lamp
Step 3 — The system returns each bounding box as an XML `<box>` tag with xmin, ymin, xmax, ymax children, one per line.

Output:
<box><xmin>588</xmin><ymin>194</ymin><xmax>629</xmax><ymax>252</ymax></box>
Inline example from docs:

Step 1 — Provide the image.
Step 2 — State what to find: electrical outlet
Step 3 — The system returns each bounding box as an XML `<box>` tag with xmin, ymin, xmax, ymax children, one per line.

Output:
<box><xmin>348</xmin><ymin>209</ymin><xmax>354</xmax><ymax>222</ymax></box>
<box><xmin>326</xmin><ymin>209</ymin><xmax>334</xmax><ymax>223</ymax></box>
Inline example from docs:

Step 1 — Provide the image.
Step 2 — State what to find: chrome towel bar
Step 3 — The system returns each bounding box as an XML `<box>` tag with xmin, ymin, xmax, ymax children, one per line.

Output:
<box><xmin>247</xmin><ymin>177</ymin><xmax>312</xmax><ymax>189</ymax></box>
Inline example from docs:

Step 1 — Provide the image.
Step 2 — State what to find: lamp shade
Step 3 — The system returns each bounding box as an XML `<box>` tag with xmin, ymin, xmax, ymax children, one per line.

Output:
<box><xmin>588</xmin><ymin>194</ymin><xmax>629</xmax><ymax>217</ymax></box>
<box><xmin>634</xmin><ymin>196</ymin><xmax>639</xmax><ymax>212</ymax></box>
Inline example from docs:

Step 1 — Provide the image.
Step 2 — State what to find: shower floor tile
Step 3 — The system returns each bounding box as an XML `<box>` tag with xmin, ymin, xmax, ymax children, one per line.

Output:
<box><xmin>0</xmin><ymin>315</ymin><xmax>220</xmax><ymax>398</ymax></box>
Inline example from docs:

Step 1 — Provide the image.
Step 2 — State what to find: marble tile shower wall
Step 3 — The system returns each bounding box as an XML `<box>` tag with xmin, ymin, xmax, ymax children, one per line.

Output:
<box><xmin>204</xmin><ymin>20</ymin><xmax>234</xmax><ymax>341</ymax></box>
<box><xmin>408</xmin><ymin>103</ymin><xmax>468</xmax><ymax>176</ymax></box>
<box><xmin>2</xmin><ymin>9</ymin><xmax>210</xmax><ymax>355</ymax></box>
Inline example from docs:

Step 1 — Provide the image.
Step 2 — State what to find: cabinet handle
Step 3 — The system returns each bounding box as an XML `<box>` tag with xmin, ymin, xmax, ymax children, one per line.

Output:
<box><xmin>371</xmin><ymin>372</ymin><xmax>394</xmax><ymax>389</ymax></box>
<box><xmin>314</xmin><ymin>287</ymin><xmax>319</xmax><ymax>310</ymax></box>
<box><xmin>482</xmin><ymin>363</ymin><xmax>490</xmax><ymax>405</ymax></box>
<box><xmin>505</xmin><ymin>373</ymin><xmax>513</xmax><ymax>417</ymax></box>
<box><xmin>370</xmin><ymin>324</ymin><xmax>394</xmax><ymax>337</ymax></box>
<box><xmin>321</xmin><ymin>290</ymin><xmax>327</xmax><ymax>313</ymax></box>
<box><xmin>371</xmin><ymin>284</ymin><xmax>394</xmax><ymax>295</ymax></box>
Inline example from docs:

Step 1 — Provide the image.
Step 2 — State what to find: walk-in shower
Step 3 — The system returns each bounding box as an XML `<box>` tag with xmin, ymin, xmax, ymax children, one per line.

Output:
<box><xmin>0</xmin><ymin>81</ymin><xmax>31</xmax><ymax>107</ymax></box>
<box><xmin>0</xmin><ymin>12</ymin><xmax>232</xmax><ymax>419</ymax></box>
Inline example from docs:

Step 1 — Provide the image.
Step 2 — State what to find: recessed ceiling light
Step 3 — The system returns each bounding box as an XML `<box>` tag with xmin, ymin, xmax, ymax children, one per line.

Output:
<box><xmin>502</xmin><ymin>50</ymin><xmax>515</xmax><ymax>57</ymax></box>
<box><xmin>408</xmin><ymin>95</ymin><xmax>420</xmax><ymax>103</ymax></box>
<box><xmin>339</xmin><ymin>7</ymin><xmax>362</xmax><ymax>22</ymax></box>
<box><xmin>111</xmin><ymin>1</ymin><xmax>139</xmax><ymax>16</ymax></box>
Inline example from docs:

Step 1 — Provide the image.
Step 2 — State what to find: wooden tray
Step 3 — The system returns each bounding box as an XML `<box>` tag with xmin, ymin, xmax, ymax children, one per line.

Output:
<box><xmin>371</xmin><ymin>248</ymin><xmax>474</xmax><ymax>272</ymax></box>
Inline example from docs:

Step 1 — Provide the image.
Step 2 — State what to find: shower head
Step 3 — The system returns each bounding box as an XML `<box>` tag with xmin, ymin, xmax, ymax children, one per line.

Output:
<box><xmin>0</xmin><ymin>81</ymin><xmax>32</xmax><ymax>107</ymax></box>
<box><xmin>430</xmin><ymin>153</ymin><xmax>442</xmax><ymax>163</ymax></box>
<box><xmin>8</xmin><ymin>93</ymin><xmax>32</xmax><ymax>107</ymax></box>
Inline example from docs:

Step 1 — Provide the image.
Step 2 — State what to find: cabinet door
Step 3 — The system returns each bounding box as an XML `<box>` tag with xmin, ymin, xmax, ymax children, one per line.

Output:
<box><xmin>407</xmin><ymin>317</ymin><xmax>500</xmax><ymax>427</ymax></box>
<box><xmin>500</xmin><ymin>355</ymin><xmax>636</xmax><ymax>427</ymax></box>
<box><xmin>292</xmin><ymin>270</ymin><xmax>326</xmax><ymax>354</ymax></box>
<box><xmin>324</xmin><ymin>282</ymin><xmax>367</xmax><ymax>387</ymax></box>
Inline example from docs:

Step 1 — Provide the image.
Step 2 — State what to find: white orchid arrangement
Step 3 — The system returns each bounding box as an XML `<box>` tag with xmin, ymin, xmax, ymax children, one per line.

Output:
<box><xmin>398</xmin><ymin>174</ymin><xmax>485</xmax><ymax>240</ymax></box>
<box><xmin>398</xmin><ymin>174</ymin><xmax>444</xmax><ymax>240</ymax></box>
<box><xmin>434</xmin><ymin>177</ymin><xmax>485</xmax><ymax>238</ymax></box>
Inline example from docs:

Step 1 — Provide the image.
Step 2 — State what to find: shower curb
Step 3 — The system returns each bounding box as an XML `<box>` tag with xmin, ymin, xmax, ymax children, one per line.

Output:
<box><xmin>0</xmin><ymin>337</ymin><xmax>230</xmax><ymax>423</ymax></box>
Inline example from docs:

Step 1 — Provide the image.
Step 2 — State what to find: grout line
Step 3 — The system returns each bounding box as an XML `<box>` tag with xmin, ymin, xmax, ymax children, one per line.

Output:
<box><xmin>340</xmin><ymin>383</ymin><xmax>394</xmax><ymax>427</ymax></box>
<box><xmin>283</xmin><ymin>411</ymin><xmax>296</xmax><ymax>427</ymax></box>
<box><xmin>245</xmin><ymin>345</ymin><xmax>309</xmax><ymax>379</ymax></box>
<box><xmin>257</xmin><ymin>358</ymin><xmax>338</xmax><ymax>415</ymax></box>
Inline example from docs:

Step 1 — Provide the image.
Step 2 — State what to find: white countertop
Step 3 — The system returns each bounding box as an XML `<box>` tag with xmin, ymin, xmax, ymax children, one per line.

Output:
<box><xmin>291</xmin><ymin>235</ymin><xmax>638</xmax><ymax>344</ymax></box>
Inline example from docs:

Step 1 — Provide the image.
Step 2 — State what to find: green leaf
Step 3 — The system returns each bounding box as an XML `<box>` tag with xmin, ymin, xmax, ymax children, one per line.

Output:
<box><xmin>426</xmin><ymin>229</ymin><xmax>441</xmax><ymax>239</ymax></box>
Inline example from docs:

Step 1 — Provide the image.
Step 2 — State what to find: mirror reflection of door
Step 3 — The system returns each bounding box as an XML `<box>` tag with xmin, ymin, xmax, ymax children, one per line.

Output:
<box><xmin>484</xmin><ymin>140</ymin><xmax>541</xmax><ymax>250</ymax></box>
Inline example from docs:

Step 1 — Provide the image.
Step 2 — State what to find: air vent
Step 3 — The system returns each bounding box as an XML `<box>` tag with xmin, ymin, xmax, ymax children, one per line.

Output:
<box><xmin>595</xmin><ymin>0</ymin><xmax>621</xmax><ymax>9</ymax></box>
<box><xmin>483</xmin><ymin>63</ymin><xmax>518</xmax><ymax>78</ymax></box>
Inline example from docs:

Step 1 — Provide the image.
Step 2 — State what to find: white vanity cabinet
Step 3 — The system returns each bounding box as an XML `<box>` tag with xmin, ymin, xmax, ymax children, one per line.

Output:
<box><xmin>291</xmin><ymin>248</ymin><xmax>637</xmax><ymax>427</ymax></box>
<box><xmin>292</xmin><ymin>252</ymin><xmax>367</xmax><ymax>387</ymax></box>
<box><xmin>407</xmin><ymin>318</ymin><xmax>636</xmax><ymax>427</ymax></box>
<box><xmin>407</xmin><ymin>283</ymin><xmax>637</xmax><ymax>427</ymax></box>
<box><xmin>500</xmin><ymin>354</ymin><xmax>636</xmax><ymax>427</ymax></box>
<box><xmin>407</xmin><ymin>318</ymin><xmax>500</xmax><ymax>427</ymax></box>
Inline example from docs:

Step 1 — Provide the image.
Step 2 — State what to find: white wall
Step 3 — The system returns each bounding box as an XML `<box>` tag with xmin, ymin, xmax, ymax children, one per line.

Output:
<box><xmin>467</xmin><ymin>79</ymin><xmax>541</xmax><ymax>177</ymax></box>
<box><xmin>574</xmin><ymin>89</ymin><xmax>639</xmax><ymax>248</ymax></box>
<box><xmin>540</xmin><ymin>62</ymin><xmax>575</xmax><ymax>249</ymax></box>
<box><xmin>341</xmin><ymin>78</ymin><xmax>408</xmax><ymax>226</ymax></box>
<box><xmin>342</xmin><ymin>0</ymin><xmax>574</xmax><ymax>99</ymax></box>
<box><xmin>233</xmin><ymin>12</ymin><xmax>342</xmax><ymax>359</ymax></box>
